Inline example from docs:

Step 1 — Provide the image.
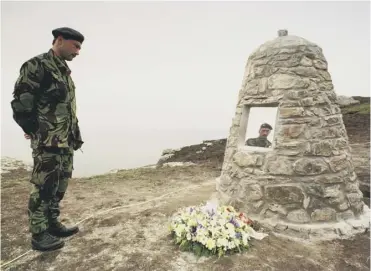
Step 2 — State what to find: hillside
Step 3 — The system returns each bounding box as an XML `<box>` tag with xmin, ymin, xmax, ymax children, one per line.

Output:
<box><xmin>1</xmin><ymin>96</ymin><xmax>370</xmax><ymax>271</ymax></box>
<box><xmin>157</xmin><ymin>97</ymin><xmax>369</xmax><ymax>166</ymax></box>
<box><xmin>157</xmin><ymin>96</ymin><xmax>370</xmax><ymax>201</ymax></box>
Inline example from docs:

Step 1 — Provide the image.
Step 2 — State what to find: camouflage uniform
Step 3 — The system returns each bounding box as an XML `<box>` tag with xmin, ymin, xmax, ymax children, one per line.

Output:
<box><xmin>245</xmin><ymin>137</ymin><xmax>272</xmax><ymax>148</ymax></box>
<box><xmin>11</xmin><ymin>49</ymin><xmax>83</xmax><ymax>235</ymax></box>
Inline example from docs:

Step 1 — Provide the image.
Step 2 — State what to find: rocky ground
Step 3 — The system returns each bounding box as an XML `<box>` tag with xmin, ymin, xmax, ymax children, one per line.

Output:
<box><xmin>1</xmin><ymin>97</ymin><xmax>370</xmax><ymax>271</ymax></box>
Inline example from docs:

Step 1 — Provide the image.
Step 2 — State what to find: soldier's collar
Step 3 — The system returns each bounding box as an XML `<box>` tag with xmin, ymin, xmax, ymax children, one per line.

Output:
<box><xmin>48</xmin><ymin>49</ymin><xmax>72</xmax><ymax>76</ymax></box>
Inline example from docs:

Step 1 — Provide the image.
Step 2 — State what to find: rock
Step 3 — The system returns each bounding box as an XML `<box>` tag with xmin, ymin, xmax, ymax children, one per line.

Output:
<box><xmin>300</xmin><ymin>56</ymin><xmax>312</xmax><ymax>66</ymax></box>
<box><xmin>309</xmin><ymin>126</ymin><xmax>346</xmax><ymax>140</ymax></box>
<box><xmin>267</xmin><ymin>203</ymin><xmax>288</xmax><ymax>216</ymax></box>
<box><xmin>1</xmin><ymin>156</ymin><xmax>32</xmax><ymax>174</ymax></box>
<box><xmin>158</xmin><ymin>153</ymin><xmax>174</xmax><ymax>164</ymax></box>
<box><xmin>284</xmin><ymin>89</ymin><xmax>310</xmax><ymax>100</ymax></box>
<box><xmin>268</xmin><ymin>74</ymin><xmax>310</xmax><ymax>90</ymax></box>
<box><xmin>274</xmin><ymin>141</ymin><xmax>310</xmax><ymax>156</ymax></box>
<box><xmin>233</xmin><ymin>152</ymin><xmax>263</xmax><ymax>167</ymax></box>
<box><xmin>336</xmin><ymin>210</ymin><xmax>355</xmax><ymax>221</ymax></box>
<box><xmin>293</xmin><ymin>158</ymin><xmax>329</xmax><ymax>175</ymax></box>
<box><xmin>293</xmin><ymin>66</ymin><xmax>318</xmax><ymax>77</ymax></box>
<box><xmin>318</xmin><ymin>70</ymin><xmax>332</xmax><ymax>81</ymax></box>
<box><xmin>242</xmin><ymin>184</ymin><xmax>263</xmax><ymax>201</ymax></box>
<box><xmin>162</xmin><ymin>162</ymin><xmax>196</xmax><ymax>167</ymax></box>
<box><xmin>307</xmin><ymin>105</ymin><xmax>340</xmax><ymax>117</ymax></box>
<box><xmin>284</xmin><ymin>225</ymin><xmax>311</xmax><ymax>239</ymax></box>
<box><xmin>308</xmin><ymin>197</ymin><xmax>328</xmax><ymax>209</ymax></box>
<box><xmin>279</xmin><ymin>107</ymin><xmax>305</xmax><ymax>118</ymax></box>
<box><xmin>318</xmin><ymin>81</ymin><xmax>334</xmax><ymax>91</ymax></box>
<box><xmin>280</xmin><ymin>100</ymin><xmax>302</xmax><ymax>108</ymax></box>
<box><xmin>313</xmin><ymin>59</ymin><xmax>328</xmax><ymax>70</ymax></box>
<box><xmin>287</xmin><ymin>209</ymin><xmax>311</xmax><ymax>223</ymax></box>
<box><xmin>336</xmin><ymin>95</ymin><xmax>360</xmax><ymax>108</ymax></box>
<box><xmin>278</xmin><ymin>124</ymin><xmax>306</xmax><ymax>139</ymax></box>
<box><xmin>253</xmin><ymin>200</ymin><xmax>264</xmax><ymax>210</ymax></box>
<box><xmin>324</xmin><ymin>185</ymin><xmax>345</xmax><ymax>204</ymax></box>
<box><xmin>254</xmin><ymin>66</ymin><xmax>279</xmax><ymax>77</ymax></box>
<box><xmin>265</xmin><ymin>156</ymin><xmax>293</xmax><ymax>175</ymax></box>
<box><xmin>324</xmin><ymin>185</ymin><xmax>341</xmax><ymax>198</ymax></box>
<box><xmin>309</xmin><ymin>140</ymin><xmax>337</xmax><ymax>156</ymax></box>
<box><xmin>345</xmin><ymin>182</ymin><xmax>361</xmax><ymax>193</ymax></box>
<box><xmin>162</xmin><ymin>149</ymin><xmax>177</xmax><ymax>155</ymax></box>
<box><xmin>280</xmin><ymin>117</ymin><xmax>320</xmax><ymax>126</ymax></box>
<box><xmin>326</xmin><ymin>154</ymin><xmax>349</xmax><ymax>173</ymax></box>
<box><xmin>311</xmin><ymin>208</ymin><xmax>337</xmax><ymax>222</ymax></box>
<box><xmin>338</xmin><ymin>202</ymin><xmax>350</xmax><ymax>211</ymax></box>
<box><xmin>275</xmin><ymin>223</ymin><xmax>288</xmax><ymax>232</ymax></box>
<box><xmin>313</xmin><ymin>175</ymin><xmax>344</xmax><ymax>184</ymax></box>
<box><xmin>271</xmin><ymin>54</ymin><xmax>302</xmax><ymax>68</ymax></box>
<box><xmin>245</xmin><ymin>78</ymin><xmax>268</xmax><ymax>94</ymax></box>
<box><xmin>265</xmin><ymin>185</ymin><xmax>304</xmax><ymax>205</ymax></box>
<box><xmin>347</xmin><ymin>192</ymin><xmax>363</xmax><ymax>204</ymax></box>
<box><xmin>305</xmin><ymin>184</ymin><xmax>324</xmax><ymax>197</ymax></box>
<box><xmin>218</xmin><ymin>30</ymin><xmax>368</xmax><ymax>240</ymax></box>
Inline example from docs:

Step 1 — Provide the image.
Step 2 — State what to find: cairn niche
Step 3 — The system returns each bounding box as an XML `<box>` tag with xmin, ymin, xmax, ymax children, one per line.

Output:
<box><xmin>217</xmin><ymin>30</ymin><xmax>370</xmax><ymax>240</ymax></box>
<box><xmin>240</xmin><ymin>105</ymin><xmax>278</xmax><ymax>152</ymax></box>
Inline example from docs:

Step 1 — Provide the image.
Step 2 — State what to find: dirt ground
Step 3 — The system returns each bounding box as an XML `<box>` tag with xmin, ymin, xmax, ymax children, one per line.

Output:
<box><xmin>1</xmin><ymin>97</ymin><xmax>370</xmax><ymax>270</ymax></box>
<box><xmin>1</xmin><ymin>164</ymin><xmax>370</xmax><ymax>271</ymax></box>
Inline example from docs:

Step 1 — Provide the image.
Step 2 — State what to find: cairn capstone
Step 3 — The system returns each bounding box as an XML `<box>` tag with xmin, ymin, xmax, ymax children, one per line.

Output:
<box><xmin>216</xmin><ymin>30</ymin><xmax>370</xmax><ymax>240</ymax></box>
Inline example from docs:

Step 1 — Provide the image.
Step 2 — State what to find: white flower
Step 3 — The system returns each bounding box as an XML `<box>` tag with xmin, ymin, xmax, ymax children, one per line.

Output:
<box><xmin>170</xmin><ymin>202</ymin><xmax>262</xmax><ymax>256</ymax></box>
<box><xmin>216</xmin><ymin>238</ymin><xmax>228</xmax><ymax>248</ymax></box>
<box><xmin>228</xmin><ymin>241</ymin><xmax>236</xmax><ymax>250</ymax></box>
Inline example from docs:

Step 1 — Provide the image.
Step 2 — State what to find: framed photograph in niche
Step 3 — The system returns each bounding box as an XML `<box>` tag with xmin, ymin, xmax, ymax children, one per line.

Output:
<box><xmin>239</xmin><ymin>105</ymin><xmax>279</xmax><ymax>152</ymax></box>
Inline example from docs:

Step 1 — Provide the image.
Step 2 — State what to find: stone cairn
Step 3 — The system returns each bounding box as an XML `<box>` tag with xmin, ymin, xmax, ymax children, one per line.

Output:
<box><xmin>216</xmin><ymin>30</ymin><xmax>370</xmax><ymax>239</ymax></box>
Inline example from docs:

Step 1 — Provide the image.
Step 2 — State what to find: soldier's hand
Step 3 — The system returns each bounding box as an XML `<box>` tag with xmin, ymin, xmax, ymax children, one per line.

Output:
<box><xmin>24</xmin><ymin>134</ymin><xmax>31</xmax><ymax>140</ymax></box>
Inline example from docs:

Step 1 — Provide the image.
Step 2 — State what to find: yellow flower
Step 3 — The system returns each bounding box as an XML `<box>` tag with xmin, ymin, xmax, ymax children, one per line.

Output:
<box><xmin>226</xmin><ymin>223</ymin><xmax>234</xmax><ymax>230</ymax></box>
<box><xmin>174</xmin><ymin>224</ymin><xmax>186</xmax><ymax>237</ymax></box>
<box><xmin>187</xmin><ymin>219</ymin><xmax>197</xmax><ymax>227</ymax></box>
<box><xmin>206</xmin><ymin>238</ymin><xmax>216</xmax><ymax>250</ymax></box>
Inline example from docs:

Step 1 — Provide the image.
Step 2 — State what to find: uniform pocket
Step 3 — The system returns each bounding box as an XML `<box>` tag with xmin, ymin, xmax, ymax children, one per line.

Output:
<box><xmin>49</xmin><ymin>73</ymin><xmax>68</xmax><ymax>102</ymax></box>
<box><xmin>42</xmin><ymin>69</ymin><xmax>68</xmax><ymax>104</ymax></box>
<box><xmin>31</xmin><ymin>148</ymin><xmax>62</xmax><ymax>200</ymax></box>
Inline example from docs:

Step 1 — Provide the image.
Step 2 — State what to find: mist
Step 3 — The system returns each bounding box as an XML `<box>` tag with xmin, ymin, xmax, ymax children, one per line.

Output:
<box><xmin>1</xmin><ymin>1</ymin><xmax>369</xmax><ymax>177</ymax></box>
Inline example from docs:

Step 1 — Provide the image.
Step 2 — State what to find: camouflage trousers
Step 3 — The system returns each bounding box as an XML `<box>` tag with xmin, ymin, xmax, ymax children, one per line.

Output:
<box><xmin>28</xmin><ymin>147</ymin><xmax>74</xmax><ymax>234</ymax></box>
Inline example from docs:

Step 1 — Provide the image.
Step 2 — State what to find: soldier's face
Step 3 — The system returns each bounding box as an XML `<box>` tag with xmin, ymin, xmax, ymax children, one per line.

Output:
<box><xmin>259</xmin><ymin>128</ymin><xmax>270</xmax><ymax>137</ymax></box>
<box><xmin>59</xmin><ymin>38</ymin><xmax>81</xmax><ymax>61</ymax></box>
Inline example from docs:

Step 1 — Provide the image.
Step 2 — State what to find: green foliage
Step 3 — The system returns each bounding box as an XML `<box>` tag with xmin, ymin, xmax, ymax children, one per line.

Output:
<box><xmin>170</xmin><ymin>231</ymin><xmax>250</xmax><ymax>259</ymax></box>
<box><xmin>342</xmin><ymin>103</ymin><xmax>370</xmax><ymax>115</ymax></box>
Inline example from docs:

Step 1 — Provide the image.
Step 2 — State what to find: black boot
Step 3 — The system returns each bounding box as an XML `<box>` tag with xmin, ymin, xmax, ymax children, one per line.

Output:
<box><xmin>31</xmin><ymin>231</ymin><xmax>65</xmax><ymax>251</ymax></box>
<box><xmin>49</xmin><ymin>222</ymin><xmax>79</xmax><ymax>238</ymax></box>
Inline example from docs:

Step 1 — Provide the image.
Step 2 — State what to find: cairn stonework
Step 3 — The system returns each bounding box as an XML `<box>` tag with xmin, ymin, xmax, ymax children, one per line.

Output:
<box><xmin>216</xmin><ymin>30</ymin><xmax>370</xmax><ymax>240</ymax></box>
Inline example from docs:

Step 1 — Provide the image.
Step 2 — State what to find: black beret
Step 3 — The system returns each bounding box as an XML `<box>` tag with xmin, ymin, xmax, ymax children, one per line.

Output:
<box><xmin>260</xmin><ymin>123</ymin><xmax>273</xmax><ymax>130</ymax></box>
<box><xmin>52</xmin><ymin>27</ymin><xmax>84</xmax><ymax>43</ymax></box>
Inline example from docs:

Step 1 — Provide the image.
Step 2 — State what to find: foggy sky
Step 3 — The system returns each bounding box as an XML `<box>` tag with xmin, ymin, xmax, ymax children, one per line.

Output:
<box><xmin>1</xmin><ymin>1</ymin><xmax>370</xmax><ymax>177</ymax></box>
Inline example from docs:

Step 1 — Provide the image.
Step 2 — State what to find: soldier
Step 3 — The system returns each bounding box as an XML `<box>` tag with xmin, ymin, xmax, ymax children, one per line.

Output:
<box><xmin>245</xmin><ymin>123</ymin><xmax>273</xmax><ymax>148</ymax></box>
<box><xmin>10</xmin><ymin>27</ymin><xmax>85</xmax><ymax>252</ymax></box>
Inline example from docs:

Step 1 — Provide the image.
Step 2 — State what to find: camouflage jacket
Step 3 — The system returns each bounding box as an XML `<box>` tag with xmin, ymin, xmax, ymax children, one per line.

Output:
<box><xmin>11</xmin><ymin>49</ymin><xmax>83</xmax><ymax>150</ymax></box>
<box><xmin>245</xmin><ymin>137</ymin><xmax>272</xmax><ymax>148</ymax></box>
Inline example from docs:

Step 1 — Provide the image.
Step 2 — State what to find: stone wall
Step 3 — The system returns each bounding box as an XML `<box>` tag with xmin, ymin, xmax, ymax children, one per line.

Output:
<box><xmin>217</xmin><ymin>31</ymin><xmax>369</xmax><ymax>239</ymax></box>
